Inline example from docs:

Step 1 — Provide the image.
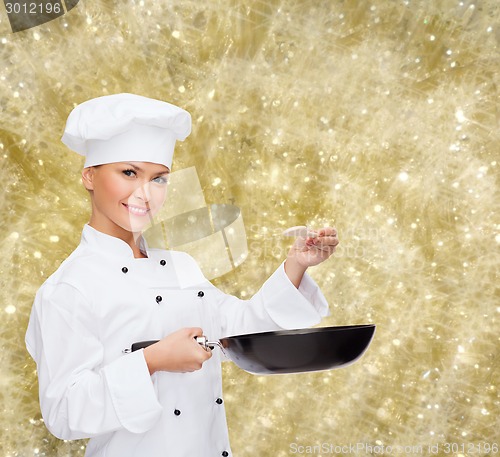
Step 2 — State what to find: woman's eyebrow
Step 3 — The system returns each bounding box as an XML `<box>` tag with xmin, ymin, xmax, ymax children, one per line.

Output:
<box><xmin>124</xmin><ymin>162</ymin><xmax>142</xmax><ymax>171</ymax></box>
<box><xmin>124</xmin><ymin>162</ymin><xmax>169</xmax><ymax>175</ymax></box>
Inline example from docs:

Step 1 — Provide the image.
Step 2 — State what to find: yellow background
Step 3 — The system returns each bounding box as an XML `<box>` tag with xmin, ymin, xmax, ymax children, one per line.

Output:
<box><xmin>1</xmin><ymin>1</ymin><xmax>498</xmax><ymax>456</ymax></box>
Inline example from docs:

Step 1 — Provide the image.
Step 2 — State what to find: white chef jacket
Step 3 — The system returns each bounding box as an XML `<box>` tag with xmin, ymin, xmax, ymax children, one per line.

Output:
<box><xmin>26</xmin><ymin>224</ymin><xmax>329</xmax><ymax>457</ymax></box>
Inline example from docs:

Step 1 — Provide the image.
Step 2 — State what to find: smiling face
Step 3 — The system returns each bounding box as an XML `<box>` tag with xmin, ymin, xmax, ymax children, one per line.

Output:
<box><xmin>82</xmin><ymin>161</ymin><xmax>169</xmax><ymax>239</ymax></box>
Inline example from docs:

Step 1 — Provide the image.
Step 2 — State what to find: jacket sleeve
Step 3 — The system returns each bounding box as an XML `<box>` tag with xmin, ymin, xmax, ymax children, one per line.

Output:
<box><xmin>207</xmin><ymin>260</ymin><xmax>330</xmax><ymax>338</ymax></box>
<box><xmin>25</xmin><ymin>281</ymin><xmax>163</xmax><ymax>440</ymax></box>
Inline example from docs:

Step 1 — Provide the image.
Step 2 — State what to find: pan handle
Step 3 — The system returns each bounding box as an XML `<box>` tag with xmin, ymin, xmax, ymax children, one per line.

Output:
<box><xmin>129</xmin><ymin>340</ymin><xmax>159</xmax><ymax>352</ymax></box>
<box><xmin>122</xmin><ymin>337</ymin><xmax>220</xmax><ymax>354</ymax></box>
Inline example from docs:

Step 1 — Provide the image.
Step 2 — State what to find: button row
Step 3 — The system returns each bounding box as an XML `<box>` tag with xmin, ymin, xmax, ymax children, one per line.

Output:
<box><xmin>121</xmin><ymin>259</ymin><xmax>168</xmax><ymax>274</ymax></box>
<box><xmin>172</xmin><ymin>398</ymin><xmax>223</xmax><ymax>416</ymax></box>
<box><xmin>154</xmin><ymin>290</ymin><xmax>205</xmax><ymax>305</ymax></box>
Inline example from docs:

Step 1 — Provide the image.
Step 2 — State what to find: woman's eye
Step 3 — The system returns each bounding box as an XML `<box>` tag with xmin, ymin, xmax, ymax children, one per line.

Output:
<box><xmin>123</xmin><ymin>169</ymin><xmax>137</xmax><ymax>177</ymax></box>
<box><xmin>152</xmin><ymin>176</ymin><xmax>168</xmax><ymax>184</ymax></box>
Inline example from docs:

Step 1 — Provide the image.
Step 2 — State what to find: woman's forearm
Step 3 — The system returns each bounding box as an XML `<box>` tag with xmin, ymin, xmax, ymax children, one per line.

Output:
<box><xmin>284</xmin><ymin>257</ymin><xmax>308</xmax><ymax>288</ymax></box>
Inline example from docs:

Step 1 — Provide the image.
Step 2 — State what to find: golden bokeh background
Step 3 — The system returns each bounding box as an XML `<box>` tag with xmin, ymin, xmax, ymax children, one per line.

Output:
<box><xmin>1</xmin><ymin>1</ymin><xmax>499</xmax><ymax>456</ymax></box>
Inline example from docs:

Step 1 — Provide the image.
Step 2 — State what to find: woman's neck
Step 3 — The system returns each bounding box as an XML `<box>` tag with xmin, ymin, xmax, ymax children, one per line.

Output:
<box><xmin>88</xmin><ymin>220</ymin><xmax>148</xmax><ymax>258</ymax></box>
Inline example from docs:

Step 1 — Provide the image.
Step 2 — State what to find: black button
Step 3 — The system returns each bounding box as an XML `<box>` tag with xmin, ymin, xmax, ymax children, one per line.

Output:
<box><xmin>197</xmin><ymin>291</ymin><xmax>204</xmax><ymax>297</ymax></box>
<box><xmin>121</xmin><ymin>267</ymin><xmax>128</xmax><ymax>273</ymax></box>
<box><xmin>222</xmin><ymin>452</ymin><xmax>229</xmax><ymax>457</ymax></box>
<box><xmin>156</xmin><ymin>296</ymin><xmax>162</xmax><ymax>304</ymax></box>
<box><xmin>174</xmin><ymin>409</ymin><xmax>181</xmax><ymax>416</ymax></box>
<box><xmin>216</xmin><ymin>398</ymin><xmax>223</xmax><ymax>405</ymax></box>
<box><xmin>160</xmin><ymin>259</ymin><xmax>166</xmax><ymax>266</ymax></box>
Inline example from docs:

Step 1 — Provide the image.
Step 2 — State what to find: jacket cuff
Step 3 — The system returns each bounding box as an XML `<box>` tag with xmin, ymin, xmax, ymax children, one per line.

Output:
<box><xmin>261</xmin><ymin>261</ymin><xmax>330</xmax><ymax>330</ymax></box>
<box><xmin>102</xmin><ymin>349</ymin><xmax>162</xmax><ymax>433</ymax></box>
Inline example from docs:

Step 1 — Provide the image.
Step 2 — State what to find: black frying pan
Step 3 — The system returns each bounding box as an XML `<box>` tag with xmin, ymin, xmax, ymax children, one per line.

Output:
<box><xmin>128</xmin><ymin>324</ymin><xmax>375</xmax><ymax>375</ymax></box>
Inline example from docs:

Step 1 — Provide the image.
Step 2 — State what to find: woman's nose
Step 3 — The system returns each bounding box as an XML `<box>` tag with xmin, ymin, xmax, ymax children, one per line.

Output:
<box><xmin>133</xmin><ymin>182</ymin><xmax>151</xmax><ymax>202</ymax></box>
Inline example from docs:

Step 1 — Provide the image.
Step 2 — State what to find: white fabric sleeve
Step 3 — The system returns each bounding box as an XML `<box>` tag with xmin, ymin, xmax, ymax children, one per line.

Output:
<box><xmin>259</xmin><ymin>261</ymin><xmax>330</xmax><ymax>329</ymax></box>
<box><xmin>208</xmin><ymin>260</ymin><xmax>330</xmax><ymax>338</ymax></box>
<box><xmin>25</xmin><ymin>282</ymin><xmax>162</xmax><ymax>440</ymax></box>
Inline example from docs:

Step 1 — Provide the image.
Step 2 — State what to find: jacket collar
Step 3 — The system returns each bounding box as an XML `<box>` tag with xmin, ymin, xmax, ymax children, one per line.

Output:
<box><xmin>81</xmin><ymin>224</ymin><xmax>149</xmax><ymax>258</ymax></box>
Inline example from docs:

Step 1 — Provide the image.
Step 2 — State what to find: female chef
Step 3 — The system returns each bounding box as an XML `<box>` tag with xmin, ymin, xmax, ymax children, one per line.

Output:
<box><xmin>25</xmin><ymin>93</ymin><xmax>339</xmax><ymax>457</ymax></box>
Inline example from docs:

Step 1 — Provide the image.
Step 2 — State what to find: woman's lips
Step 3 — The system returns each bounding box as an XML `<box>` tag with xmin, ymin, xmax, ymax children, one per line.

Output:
<box><xmin>123</xmin><ymin>203</ymin><xmax>150</xmax><ymax>216</ymax></box>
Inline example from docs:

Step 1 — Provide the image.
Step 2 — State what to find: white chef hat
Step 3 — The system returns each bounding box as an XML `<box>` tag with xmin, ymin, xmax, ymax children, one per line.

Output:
<box><xmin>61</xmin><ymin>93</ymin><xmax>191</xmax><ymax>169</ymax></box>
